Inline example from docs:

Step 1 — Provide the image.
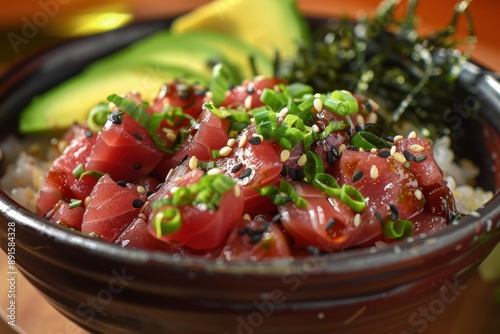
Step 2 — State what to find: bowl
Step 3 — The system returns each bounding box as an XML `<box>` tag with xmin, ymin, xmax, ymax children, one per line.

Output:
<box><xmin>1</xmin><ymin>14</ymin><xmax>500</xmax><ymax>334</ymax></box>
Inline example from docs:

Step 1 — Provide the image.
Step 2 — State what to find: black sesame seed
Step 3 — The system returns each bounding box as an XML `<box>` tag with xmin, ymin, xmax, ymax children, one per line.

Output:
<box><xmin>415</xmin><ymin>154</ymin><xmax>427</xmax><ymax>162</ymax></box>
<box><xmin>133</xmin><ymin>163</ymin><xmax>142</xmax><ymax>170</ymax></box>
<box><xmin>307</xmin><ymin>245</ymin><xmax>321</xmax><ymax>255</ymax></box>
<box><xmin>352</xmin><ymin>170</ymin><xmax>364</xmax><ymax>182</ymax></box>
<box><xmin>117</xmin><ymin>181</ymin><xmax>128</xmax><ymax>187</ymax></box>
<box><xmin>375</xmin><ymin>212</ymin><xmax>384</xmax><ymax>224</ymax></box>
<box><xmin>231</xmin><ymin>162</ymin><xmax>244</xmax><ymax>173</ymax></box>
<box><xmin>377</xmin><ymin>150</ymin><xmax>391</xmax><ymax>158</ymax></box>
<box><xmin>365</xmin><ymin>101</ymin><xmax>373</xmax><ymax>112</ymax></box>
<box><xmin>132</xmin><ymin>199</ymin><xmax>145</xmax><ymax>208</ymax></box>
<box><xmin>109</xmin><ymin>111</ymin><xmax>123</xmax><ymax>124</ymax></box>
<box><xmin>403</xmin><ymin>150</ymin><xmax>415</xmax><ymax>161</ymax></box>
<box><xmin>248</xmin><ymin>136</ymin><xmax>262</xmax><ymax>145</ymax></box>
<box><xmin>250</xmin><ymin>234</ymin><xmax>263</xmax><ymax>244</ymax></box>
<box><xmin>325</xmin><ymin>218</ymin><xmax>337</xmax><ymax>231</ymax></box>
<box><xmin>289</xmin><ymin>168</ymin><xmax>304</xmax><ymax>181</ymax></box>
<box><xmin>281</xmin><ymin>164</ymin><xmax>288</xmax><ymax>177</ymax></box>
<box><xmin>246</xmin><ymin>86</ymin><xmax>256</xmax><ymax>94</ymax></box>
<box><xmin>239</xmin><ymin>167</ymin><xmax>253</xmax><ymax>179</ymax></box>
<box><xmin>146</xmin><ymin>191</ymin><xmax>154</xmax><ymax>197</ymax></box>
<box><xmin>384</xmin><ymin>135</ymin><xmax>395</xmax><ymax>143</ymax></box>
<box><xmin>133</xmin><ymin>132</ymin><xmax>143</xmax><ymax>141</ymax></box>
<box><xmin>355</xmin><ymin>125</ymin><xmax>364</xmax><ymax>132</ymax></box>
<box><xmin>389</xmin><ymin>204</ymin><xmax>399</xmax><ymax>221</ymax></box>
<box><xmin>330</xmin><ymin>145</ymin><xmax>339</xmax><ymax>158</ymax></box>
<box><xmin>347</xmin><ymin>146</ymin><xmax>359</xmax><ymax>151</ymax></box>
<box><xmin>326</xmin><ymin>149</ymin><xmax>335</xmax><ymax>166</ymax></box>
<box><xmin>84</xmin><ymin>130</ymin><xmax>93</xmax><ymax>138</ymax></box>
<box><xmin>177</xmin><ymin>155</ymin><xmax>189</xmax><ymax>166</ymax></box>
<box><xmin>228</xmin><ymin>83</ymin><xmax>235</xmax><ymax>91</ymax></box>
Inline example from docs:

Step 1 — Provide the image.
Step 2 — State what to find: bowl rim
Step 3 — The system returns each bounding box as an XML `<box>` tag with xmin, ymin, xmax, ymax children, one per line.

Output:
<box><xmin>1</xmin><ymin>18</ymin><xmax>499</xmax><ymax>277</ymax></box>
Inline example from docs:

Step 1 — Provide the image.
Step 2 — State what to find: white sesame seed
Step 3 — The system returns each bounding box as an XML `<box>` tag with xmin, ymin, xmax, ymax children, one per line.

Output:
<box><xmin>368</xmin><ymin>98</ymin><xmax>379</xmax><ymax>111</ymax></box>
<box><xmin>370</xmin><ymin>165</ymin><xmax>379</xmax><ymax>179</ymax></box>
<box><xmin>311</xmin><ymin>124</ymin><xmax>320</xmax><ymax>133</ymax></box>
<box><xmin>313</xmin><ymin>98</ymin><xmax>323</xmax><ymax>112</ymax></box>
<box><xmin>207</xmin><ymin>168</ymin><xmax>223</xmax><ymax>175</ymax></box>
<box><xmin>138</xmin><ymin>212</ymin><xmax>147</xmax><ymax>220</ymax></box>
<box><xmin>170</xmin><ymin>186</ymin><xmax>180</xmax><ymax>194</ymax></box>
<box><xmin>173</xmin><ymin>177</ymin><xmax>182</xmax><ymax>182</ymax></box>
<box><xmin>410</xmin><ymin>144</ymin><xmax>424</xmax><ymax>153</ymax></box>
<box><xmin>415</xmin><ymin>189</ymin><xmax>423</xmax><ymax>200</ymax></box>
<box><xmin>394</xmin><ymin>152</ymin><xmax>406</xmax><ymax>164</ymax></box>
<box><xmin>359</xmin><ymin>147</ymin><xmax>365</xmax><ymax>152</ymax></box>
<box><xmin>164</xmin><ymin>168</ymin><xmax>174</xmax><ymax>182</ymax></box>
<box><xmin>393</xmin><ymin>135</ymin><xmax>404</xmax><ymax>143</ymax></box>
<box><xmin>244</xmin><ymin>95</ymin><xmax>253</xmax><ymax>110</ymax></box>
<box><xmin>136</xmin><ymin>186</ymin><xmax>146</xmax><ymax>194</ymax></box>
<box><xmin>366</xmin><ymin>112</ymin><xmax>378</xmax><ymax>124</ymax></box>
<box><xmin>219</xmin><ymin>146</ymin><xmax>233</xmax><ymax>157</ymax></box>
<box><xmin>243</xmin><ymin>213</ymin><xmax>251</xmax><ymax>221</ymax></box>
<box><xmin>162</xmin><ymin>127</ymin><xmax>174</xmax><ymax>134</ymax></box>
<box><xmin>227</xmin><ymin>138</ymin><xmax>236</xmax><ymax>147</ymax></box>
<box><xmin>338</xmin><ymin>144</ymin><xmax>346</xmax><ymax>154</ymax></box>
<box><xmin>239</xmin><ymin>134</ymin><xmax>248</xmax><ymax>148</ymax></box>
<box><xmin>354</xmin><ymin>214</ymin><xmax>361</xmax><ymax>227</ymax></box>
<box><xmin>234</xmin><ymin>185</ymin><xmax>241</xmax><ymax>197</ymax></box>
<box><xmin>390</xmin><ymin>145</ymin><xmax>397</xmax><ymax>156</ymax></box>
<box><xmin>166</xmin><ymin>132</ymin><xmax>177</xmax><ymax>142</ymax></box>
<box><xmin>189</xmin><ymin>156</ymin><xmax>198</xmax><ymax>170</ymax></box>
<box><xmin>252</xmin><ymin>133</ymin><xmax>264</xmax><ymax>141</ymax></box>
<box><xmin>278</xmin><ymin>107</ymin><xmax>289</xmax><ymax>118</ymax></box>
<box><xmin>356</xmin><ymin>114</ymin><xmax>365</xmax><ymax>128</ymax></box>
<box><xmin>297</xmin><ymin>154</ymin><xmax>307</xmax><ymax>167</ymax></box>
<box><xmin>408</xmin><ymin>131</ymin><xmax>417</xmax><ymax>139</ymax></box>
<box><xmin>314</xmin><ymin>93</ymin><xmax>321</xmax><ymax>99</ymax></box>
<box><xmin>280</xmin><ymin>150</ymin><xmax>291</xmax><ymax>162</ymax></box>
<box><xmin>85</xmin><ymin>196</ymin><xmax>91</xmax><ymax>207</ymax></box>
<box><xmin>370</xmin><ymin>148</ymin><xmax>377</xmax><ymax>154</ymax></box>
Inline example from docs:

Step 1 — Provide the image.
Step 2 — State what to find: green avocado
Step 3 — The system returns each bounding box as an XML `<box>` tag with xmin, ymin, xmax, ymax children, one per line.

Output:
<box><xmin>19</xmin><ymin>0</ymin><xmax>311</xmax><ymax>134</ymax></box>
<box><xmin>19</xmin><ymin>64</ymin><xmax>207</xmax><ymax>133</ymax></box>
<box><xmin>170</xmin><ymin>0</ymin><xmax>310</xmax><ymax>60</ymax></box>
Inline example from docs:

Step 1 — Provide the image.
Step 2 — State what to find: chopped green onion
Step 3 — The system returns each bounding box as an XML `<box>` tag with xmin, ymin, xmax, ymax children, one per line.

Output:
<box><xmin>340</xmin><ymin>185</ymin><xmax>366</xmax><ymax>212</ymax></box>
<box><xmin>330</xmin><ymin>90</ymin><xmax>359</xmax><ymax>114</ymax></box>
<box><xmin>381</xmin><ymin>219</ymin><xmax>414</xmax><ymax>239</ymax></box>
<box><xmin>350</xmin><ymin>131</ymin><xmax>391</xmax><ymax>150</ymax></box>
<box><xmin>303</xmin><ymin>151</ymin><xmax>324</xmax><ymax>182</ymax></box>
<box><xmin>87</xmin><ymin>103</ymin><xmax>110</xmax><ymax>132</ymax></box>
<box><xmin>153</xmin><ymin>207</ymin><xmax>182</xmax><ymax>237</ymax></box>
<box><xmin>260</xmin><ymin>88</ymin><xmax>290</xmax><ymax>112</ymax></box>
<box><xmin>210</xmin><ymin>63</ymin><xmax>233</xmax><ymax>106</ymax></box>
<box><xmin>285</xmin><ymin>82</ymin><xmax>314</xmax><ymax>98</ymax></box>
<box><xmin>257</xmin><ymin>180</ymin><xmax>308</xmax><ymax>209</ymax></box>
<box><xmin>311</xmin><ymin>173</ymin><xmax>341</xmax><ymax>197</ymax></box>
<box><xmin>69</xmin><ymin>199</ymin><xmax>82</xmax><ymax>209</ymax></box>
<box><xmin>204</xmin><ymin>101</ymin><xmax>251</xmax><ymax>133</ymax></box>
<box><xmin>107</xmin><ymin>94</ymin><xmax>152</xmax><ymax>128</ymax></box>
<box><xmin>211</xmin><ymin>149</ymin><xmax>221</xmax><ymax>158</ymax></box>
<box><xmin>72</xmin><ymin>164</ymin><xmax>85</xmax><ymax>179</ymax></box>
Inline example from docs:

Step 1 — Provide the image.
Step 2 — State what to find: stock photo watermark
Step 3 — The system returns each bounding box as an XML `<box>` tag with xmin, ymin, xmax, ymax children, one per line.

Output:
<box><xmin>75</xmin><ymin>267</ymin><xmax>135</xmax><ymax>323</ymax></box>
<box><xmin>399</xmin><ymin>277</ymin><xmax>468</xmax><ymax>334</ymax></box>
<box><xmin>5</xmin><ymin>221</ymin><xmax>17</xmax><ymax>327</ymax></box>
<box><xmin>6</xmin><ymin>0</ymin><xmax>71</xmax><ymax>54</ymax></box>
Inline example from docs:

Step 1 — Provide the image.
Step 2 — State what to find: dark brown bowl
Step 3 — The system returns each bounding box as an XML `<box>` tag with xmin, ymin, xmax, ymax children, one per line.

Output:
<box><xmin>0</xmin><ymin>19</ymin><xmax>499</xmax><ymax>334</ymax></box>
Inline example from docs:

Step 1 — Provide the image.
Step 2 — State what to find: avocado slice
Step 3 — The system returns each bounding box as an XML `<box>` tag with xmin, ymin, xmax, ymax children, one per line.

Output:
<box><xmin>19</xmin><ymin>64</ymin><xmax>207</xmax><ymax>134</ymax></box>
<box><xmin>102</xmin><ymin>31</ymin><xmax>274</xmax><ymax>79</ymax></box>
<box><xmin>170</xmin><ymin>0</ymin><xmax>310</xmax><ymax>60</ymax></box>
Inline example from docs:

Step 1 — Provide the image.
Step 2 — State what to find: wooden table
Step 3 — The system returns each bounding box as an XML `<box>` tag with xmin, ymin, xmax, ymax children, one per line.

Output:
<box><xmin>1</xmin><ymin>1</ymin><xmax>499</xmax><ymax>333</ymax></box>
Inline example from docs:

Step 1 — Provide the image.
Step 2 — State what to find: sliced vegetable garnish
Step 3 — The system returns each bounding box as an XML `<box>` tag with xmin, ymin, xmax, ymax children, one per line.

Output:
<box><xmin>87</xmin><ymin>103</ymin><xmax>111</xmax><ymax>132</ymax></box>
<box><xmin>350</xmin><ymin>131</ymin><xmax>391</xmax><ymax>150</ymax></box>
<box><xmin>107</xmin><ymin>94</ymin><xmax>152</xmax><ymax>128</ymax></box>
<box><xmin>72</xmin><ymin>163</ymin><xmax>105</xmax><ymax>180</ymax></box>
<box><xmin>210</xmin><ymin>63</ymin><xmax>233</xmax><ymax>106</ymax></box>
<box><xmin>381</xmin><ymin>219</ymin><xmax>414</xmax><ymax>239</ymax></box>
<box><xmin>152</xmin><ymin>173</ymin><xmax>237</xmax><ymax>237</ymax></box>
<box><xmin>257</xmin><ymin>180</ymin><xmax>308</xmax><ymax>209</ymax></box>
<box><xmin>311</xmin><ymin>173</ymin><xmax>365</xmax><ymax>212</ymax></box>
<box><xmin>69</xmin><ymin>199</ymin><xmax>83</xmax><ymax>209</ymax></box>
<box><xmin>204</xmin><ymin>101</ymin><xmax>251</xmax><ymax>133</ymax></box>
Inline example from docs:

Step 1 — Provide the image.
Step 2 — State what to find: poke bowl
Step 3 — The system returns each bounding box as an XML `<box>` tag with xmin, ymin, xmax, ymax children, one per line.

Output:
<box><xmin>0</xmin><ymin>0</ymin><xmax>499</xmax><ymax>333</ymax></box>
